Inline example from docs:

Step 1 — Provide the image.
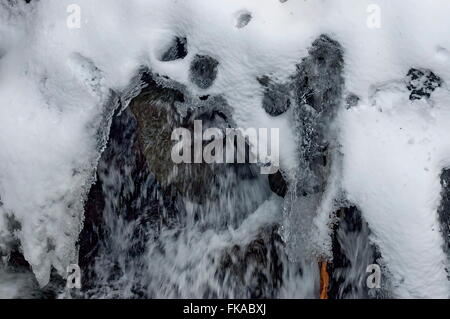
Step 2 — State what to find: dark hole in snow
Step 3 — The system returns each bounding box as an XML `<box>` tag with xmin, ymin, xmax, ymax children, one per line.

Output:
<box><xmin>268</xmin><ymin>170</ymin><xmax>287</xmax><ymax>198</ymax></box>
<box><xmin>160</xmin><ymin>36</ymin><xmax>188</xmax><ymax>62</ymax></box>
<box><xmin>257</xmin><ymin>76</ymin><xmax>291</xmax><ymax>116</ymax></box>
<box><xmin>199</xmin><ymin>95</ymin><xmax>209</xmax><ymax>101</ymax></box>
<box><xmin>46</xmin><ymin>238</ymin><xmax>56</xmax><ymax>253</ymax></box>
<box><xmin>236</xmin><ymin>11</ymin><xmax>252</xmax><ymax>29</ymax></box>
<box><xmin>346</xmin><ymin>94</ymin><xmax>360</xmax><ymax>109</ymax></box>
<box><xmin>6</xmin><ymin>213</ymin><xmax>21</xmax><ymax>233</ymax></box>
<box><xmin>210</xmin><ymin>109</ymin><xmax>229</xmax><ymax>123</ymax></box>
<box><xmin>438</xmin><ymin>169</ymin><xmax>450</xmax><ymax>258</ymax></box>
<box><xmin>305</xmin><ymin>90</ymin><xmax>315</xmax><ymax>107</ymax></box>
<box><xmin>189</xmin><ymin>54</ymin><xmax>219</xmax><ymax>89</ymax></box>
<box><xmin>406</xmin><ymin>68</ymin><xmax>442</xmax><ymax>100</ymax></box>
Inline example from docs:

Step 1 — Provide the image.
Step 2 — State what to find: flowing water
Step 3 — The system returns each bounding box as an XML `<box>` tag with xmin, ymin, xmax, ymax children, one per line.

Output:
<box><xmin>78</xmin><ymin>102</ymin><xmax>319</xmax><ymax>299</ymax></box>
<box><xmin>0</xmin><ymin>43</ymin><xmax>383</xmax><ymax>299</ymax></box>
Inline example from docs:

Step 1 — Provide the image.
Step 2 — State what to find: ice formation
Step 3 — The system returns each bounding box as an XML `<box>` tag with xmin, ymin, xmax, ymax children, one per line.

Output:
<box><xmin>0</xmin><ymin>0</ymin><xmax>449</xmax><ymax>298</ymax></box>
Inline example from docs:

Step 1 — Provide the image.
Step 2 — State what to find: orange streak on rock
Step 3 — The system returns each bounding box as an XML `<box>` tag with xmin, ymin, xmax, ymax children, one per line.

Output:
<box><xmin>319</xmin><ymin>261</ymin><xmax>329</xmax><ymax>299</ymax></box>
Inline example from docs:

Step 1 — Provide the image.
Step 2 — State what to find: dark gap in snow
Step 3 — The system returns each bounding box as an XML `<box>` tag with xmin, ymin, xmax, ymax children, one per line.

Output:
<box><xmin>406</xmin><ymin>68</ymin><xmax>442</xmax><ymax>100</ymax></box>
<box><xmin>2</xmin><ymin>214</ymin><xmax>27</xmax><ymax>269</ymax></box>
<box><xmin>1</xmin><ymin>213</ymin><xmax>30</xmax><ymax>276</ymax></box>
<box><xmin>345</xmin><ymin>94</ymin><xmax>360</xmax><ymax>109</ymax></box>
<box><xmin>295</xmin><ymin>35</ymin><xmax>344</xmax><ymax>114</ymax></box>
<box><xmin>189</xmin><ymin>55</ymin><xmax>219</xmax><ymax>89</ymax></box>
<box><xmin>236</xmin><ymin>10</ymin><xmax>252</xmax><ymax>29</ymax></box>
<box><xmin>268</xmin><ymin>170</ymin><xmax>288</xmax><ymax>198</ymax></box>
<box><xmin>160</xmin><ymin>36</ymin><xmax>188</xmax><ymax>62</ymax></box>
<box><xmin>257</xmin><ymin>75</ymin><xmax>291</xmax><ymax>116</ymax></box>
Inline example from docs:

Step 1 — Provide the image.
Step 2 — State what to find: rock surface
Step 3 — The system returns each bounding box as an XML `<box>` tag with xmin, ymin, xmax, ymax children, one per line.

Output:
<box><xmin>293</xmin><ymin>34</ymin><xmax>344</xmax><ymax>196</ymax></box>
<box><xmin>407</xmin><ymin>68</ymin><xmax>442</xmax><ymax>100</ymax></box>
<box><xmin>190</xmin><ymin>55</ymin><xmax>219</xmax><ymax>89</ymax></box>
<box><xmin>161</xmin><ymin>37</ymin><xmax>188</xmax><ymax>62</ymax></box>
<box><xmin>258</xmin><ymin>76</ymin><xmax>291</xmax><ymax>117</ymax></box>
<box><xmin>439</xmin><ymin>169</ymin><xmax>450</xmax><ymax>266</ymax></box>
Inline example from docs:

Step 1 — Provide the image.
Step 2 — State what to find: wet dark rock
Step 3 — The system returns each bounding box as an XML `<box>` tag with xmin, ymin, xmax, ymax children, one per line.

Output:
<box><xmin>79</xmin><ymin>105</ymin><xmax>181</xmax><ymax>295</ymax></box>
<box><xmin>294</xmin><ymin>35</ymin><xmax>344</xmax><ymax>114</ymax></box>
<box><xmin>6</xmin><ymin>250</ymin><xmax>29</xmax><ymax>269</ymax></box>
<box><xmin>439</xmin><ymin>169</ymin><xmax>450</xmax><ymax>260</ymax></box>
<box><xmin>130</xmin><ymin>87</ymin><xmax>221</xmax><ymax>203</ymax></box>
<box><xmin>293</xmin><ymin>34</ymin><xmax>344</xmax><ymax>196</ymax></box>
<box><xmin>0</xmin><ymin>214</ymin><xmax>27</xmax><ymax>269</ymax></box>
<box><xmin>130</xmin><ymin>73</ymin><xmax>259</xmax><ymax>205</ymax></box>
<box><xmin>346</xmin><ymin>94</ymin><xmax>360</xmax><ymax>109</ymax></box>
<box><xmin>406</xmin><ymin>68</ymin><xmax>442</xmax><ymax>100</ymax></box>
<box><xmin>78</xmin><ymin>175</ymin><xmax>104</xmax><ymax>272</ymax></box>
<box><xmin>281</xmin><ymin>35</ymin><xmax>345</xmax><ymax>265</ymax></box>
<box><xmin>217</xmin><ymin>227</ymin><xmax>285</xmax><ymax>298</ymax></box>
<box><xmin>258</xmin><ymin>76</ymin><xmax>291</xmax><ymax>116</ymax></box>
<box><xmin>160</xmin><ymin>37</ymin><xmax>188</xmax><ymax>62</ymax></box>
<box><xmin>140</xmin><ymin>72</ymin><xmax>186</xmax><ymax>104</ymax></box>
<box><xmin>268</xmin><ymin>170</ymin><xmax>288</xmax><ymax>198</ymax></box>
<box><xmin>190</xmin><ymin>55</ymin><xmax>219</xmax><ymax>89</ymax></box>
<box><xmin>327</xmin><ymin>207</ymin><xmax>383</xmax><ymax>299</ymax></box>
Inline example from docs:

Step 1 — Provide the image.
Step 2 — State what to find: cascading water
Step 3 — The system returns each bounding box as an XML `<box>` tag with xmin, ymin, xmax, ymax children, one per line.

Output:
<box><xmin>0</xmin><ymin>38</ymin><xmax>415</xmax><ymax>300</ymax></box>
<box><xmin>77</xmin><ymin>75</ymin><xmax>319</xmax><ymax>299</ymax></box>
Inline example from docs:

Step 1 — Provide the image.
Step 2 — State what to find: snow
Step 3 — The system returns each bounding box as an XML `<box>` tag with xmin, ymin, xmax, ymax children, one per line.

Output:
<box><xmin>340</xmin><ymin>87</ymin><xmax>450</xmax><ymax>298</ymax></box>
<box><xmin>0</xmin><ymin>0</ymin><xmax>449</xmax><ymax>297</ymax></box>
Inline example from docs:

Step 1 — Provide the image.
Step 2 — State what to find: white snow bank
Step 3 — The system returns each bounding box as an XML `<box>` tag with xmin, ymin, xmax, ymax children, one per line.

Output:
<box><xmin>0</xmin><ymin>0</ymin><xmax>449</xmax><ymax>297</ymax></box>
<box><xmin>340</xmin><ymin>85</ymin><xmax>450</xmax><ymax>298</ymax></box>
